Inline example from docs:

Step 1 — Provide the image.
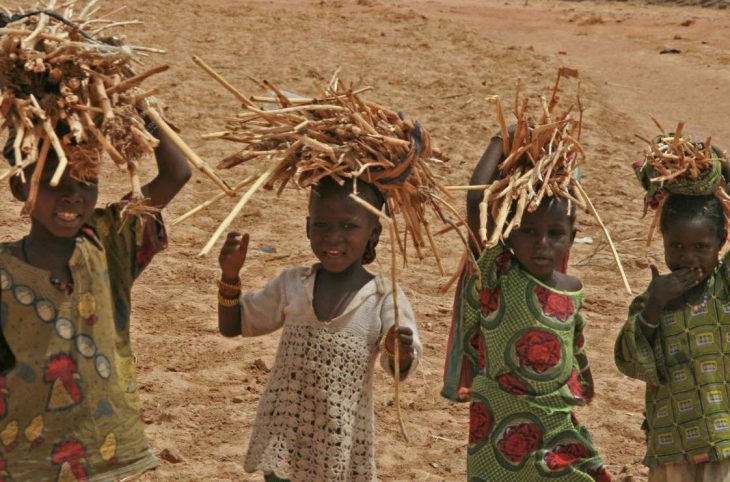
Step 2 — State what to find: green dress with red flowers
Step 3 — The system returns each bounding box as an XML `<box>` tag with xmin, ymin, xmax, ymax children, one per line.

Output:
<box><xmin>462</xmin><ymin>243</ymin><xmax>611</xmax><ymax>481</ymax></box>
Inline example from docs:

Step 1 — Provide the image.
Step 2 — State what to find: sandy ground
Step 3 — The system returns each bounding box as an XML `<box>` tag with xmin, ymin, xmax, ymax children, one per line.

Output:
<box><xmin>2</xmin><ymin>0</ymin><xmax>730</xmax><ymax>480</ymax></box>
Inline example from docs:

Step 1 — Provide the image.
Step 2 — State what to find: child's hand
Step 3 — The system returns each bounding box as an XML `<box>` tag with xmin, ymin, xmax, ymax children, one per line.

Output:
<box><xmin>382</xmin><ymin>326</ymin><xmax>414</xmax><ymax>364</ymax></box>
<box><xmin>646</xmin><ymin>264</ymin><xmax>703</xmax><ymax>310</ymax></box>
<box><xmin>219</xmin><ymin>232</ymin><xmax>249</xmax><ymax>280</ymax></box>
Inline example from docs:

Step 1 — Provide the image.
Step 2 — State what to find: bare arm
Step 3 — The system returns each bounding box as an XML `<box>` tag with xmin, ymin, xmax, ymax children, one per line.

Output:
<box><xmin>218</xmin><ymin>233</ymin><xmax>249</xmax><ymax>337</ymax></box>
<box><xmin>140</xmin><ymin>124</ymin><xmax>193</xmax><ymax>209</ymax></box>
<box><xmin>466</xmin><ymin>135</ymin><xmax>504</xmax><ymax>253</ymax></box>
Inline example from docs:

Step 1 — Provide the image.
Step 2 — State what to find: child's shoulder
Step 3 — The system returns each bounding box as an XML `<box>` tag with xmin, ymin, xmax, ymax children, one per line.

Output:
<box><xmin>554</xmin><ymin>272</ymin><xmax>583</xmax><ymax>293</ymax></box>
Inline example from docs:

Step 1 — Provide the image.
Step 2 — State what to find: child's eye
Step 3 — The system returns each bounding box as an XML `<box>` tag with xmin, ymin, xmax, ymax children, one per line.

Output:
<box><xmin>670</xmin><ymin>242</ymin><xmax>683</xmax><ymax>249</ymax></box>
<box><xmin>549</xmin><ymin>229</ymin><xmax>566</xmax><ymax>238</ymax></box>
<box><xmin>343</xmin><ymin>223</ymin><xmax>358</xmax><ymax>230</ymax></box>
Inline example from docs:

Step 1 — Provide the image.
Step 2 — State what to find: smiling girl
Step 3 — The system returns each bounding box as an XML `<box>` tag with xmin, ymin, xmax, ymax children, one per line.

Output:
<box><xmin>217</xmin><ymin>177</ymin><xmax>422</xmax><ymax>482</ymax></box>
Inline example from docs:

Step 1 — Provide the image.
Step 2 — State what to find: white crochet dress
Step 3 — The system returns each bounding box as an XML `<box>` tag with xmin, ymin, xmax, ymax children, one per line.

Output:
<box><xmin>240</xmin><ymin>265</ymin><xmax>421</xmax><ymax>482</ymax></box>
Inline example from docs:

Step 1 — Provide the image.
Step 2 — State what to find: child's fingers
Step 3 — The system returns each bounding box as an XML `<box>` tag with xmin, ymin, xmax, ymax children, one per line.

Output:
<box><xmin>395</xmin><ymin>327</ymin><xmax>413</xmax><ymax>336</ymax></box>
<box><xmin>239</xmin><ymin>233</ymin><xmax>250</xmax><ymax>254</ymax></box>
<box><xmin>397</xmin><ymin>334</ymin><xmax>413</xmax><ymax>346</ymax></box>
<box><xmin>650</xmin><ymin>264</ymin><xmax>659</xmax><ymax>280</ymax></box>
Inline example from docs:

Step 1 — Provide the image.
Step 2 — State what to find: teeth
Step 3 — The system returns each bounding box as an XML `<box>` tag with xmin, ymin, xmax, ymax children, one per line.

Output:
<box><xmin>57</xmin><ymin>212</ymin><xmax>78</xmax><ymax>221</ymax></box>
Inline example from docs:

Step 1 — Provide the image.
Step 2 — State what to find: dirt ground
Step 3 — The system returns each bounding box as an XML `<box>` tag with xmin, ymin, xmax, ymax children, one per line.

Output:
<box><xmin>2</xmin><ymin>0</ymin><xmax>730</xmax><ymax>480</ymax></box>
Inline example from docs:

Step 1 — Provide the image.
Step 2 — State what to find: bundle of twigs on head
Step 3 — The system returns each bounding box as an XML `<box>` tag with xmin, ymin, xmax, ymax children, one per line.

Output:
<box><xmin>192</xmin><ymin>59</ymin><xmax>459</xmax><ymax>276</ymax></box>
<box><xmin>635</xmin><ymin>118</ymin><xmax>730</xmax><ymax>246</ymax></box>
<box><xmin>478</xmin><ymin>68</ymin><xmax>587</xmax><ymax>248</ymax></box>
<box><xmin>0</xmin><ymin>0</ymin><xmax>182</xmax><ymax>214</ymax></box>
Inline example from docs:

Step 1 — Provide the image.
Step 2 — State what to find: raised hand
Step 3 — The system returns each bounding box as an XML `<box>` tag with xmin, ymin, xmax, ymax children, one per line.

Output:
<box><xmin>646</xmin><ymin>264</ymin><xmax>703</xmax><ymax>311</ymax></box>
<box><xmin>219</xmin><ymin>232</ymin><xmax>249</xmax><ymax>280</ymax></box>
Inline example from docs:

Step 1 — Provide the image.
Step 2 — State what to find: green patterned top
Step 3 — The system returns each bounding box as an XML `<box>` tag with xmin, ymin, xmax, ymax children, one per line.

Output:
<box><xmin>615</xmin><ymin>250</ymin><xmax>730</xmax><ymax>467</ymax></box>
<box><xmin>462</xmin><ymin>244</ymin><xmax>611</xmax><ymax>481</ymax></box>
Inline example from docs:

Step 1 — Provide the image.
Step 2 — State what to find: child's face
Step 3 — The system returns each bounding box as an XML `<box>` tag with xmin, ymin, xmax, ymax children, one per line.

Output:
<box><xmin>507</xmin><ymin>199</ymin><xmax>574</xmax><ymax>283</ymax></box>
<box><xmin>11</xmin><ymin>159</ymin><xmax>99</xmax><ymax>239</ymax></box>
<box><xmin>307</xmin><ymin>192</ymin><xmax>379</xmax><ymax>274</ymax></box>
<box><xmin>662</xmin><ymin>217</ymin><xmax>722</xmax><ymax>279</ymax></box>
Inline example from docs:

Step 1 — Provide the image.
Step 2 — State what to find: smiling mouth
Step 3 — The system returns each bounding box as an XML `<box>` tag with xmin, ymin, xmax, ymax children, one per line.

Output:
<box><xmin>55</xmin><ymin>211</ymin><xmax>81</xmax><ymax>222</ymax></box>
<box><xmin>324</xmin><ymin>250</ymin><xmax>344</xmax><ymax>257</ymax></box>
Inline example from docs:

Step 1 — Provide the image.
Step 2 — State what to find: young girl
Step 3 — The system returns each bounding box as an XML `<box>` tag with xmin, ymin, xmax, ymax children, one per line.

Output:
<box><xmin>217</xmin><ymin>177</ymin><xmax>422</xmax><ymax>482</ymax></box>
<box><xmin>0</xmin><ymin>120</ymin><xmax>190</xmax><ymax>480</ymax></box>
<box><xmin>443</xmin><ymin>132</ymin><xmax>612</xmax><ymax>481</ymax></box>
<box><xmin>615</xmin><ymin>157</ymin><xmax>730</xmax><ymax>480</ymax></box>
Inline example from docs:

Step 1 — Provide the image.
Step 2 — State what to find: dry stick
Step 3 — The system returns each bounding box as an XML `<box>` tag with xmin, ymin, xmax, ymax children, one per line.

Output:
<box><xmin>29</xmin><ymin>96</ymin><xmax>68</xmax><ymax>187</ymax></box>
<box><xmin>171</xmin><ymin>174</ymin><xmax>257</xmax><ymax>226</ymax></box>
<box><xmin>574</xmin><ymin>182</ymin><xmax>632</xmax><ymax>295</ymax></box>
<box><xmin>423</xmin><ymin>219</ymin><xmax>445</xmax><ymax>276</ymax></box>
<box><xmin>144</xmin><ymin>107</ymin><xmax>235</xmax><ymax>196</ymax></box>
<box><xmin>388</xmin><ymin>221</ymin><xmax>409</xmax><ymax>441</ymax></box>
<box><xmin>80</xmin><ymin>110</ymin><xmax>126</xmax><ymax>164</ymax></box>
<box><xmin>23</xmin><ymin>133</ymin><xmax>51</xmax><ymax>214</ymax></box>
<box><xmin>191</xmin><ymin>55</ymin><xmax>258</xmax><ymax>110</ymax></box>
<box><xmin>197</xmin><ymin>165</ymin><xmax>276</xmax><ymax>257</ymax></box>
<box><xmin>93</xmin><ymin>76</ymin><xmax>114</xmax><ymax>121</ymax></box>
<box><xmin>106</xmin><ymin>65</ymin><xmax>170</xmax><ymax>95</ymax></box>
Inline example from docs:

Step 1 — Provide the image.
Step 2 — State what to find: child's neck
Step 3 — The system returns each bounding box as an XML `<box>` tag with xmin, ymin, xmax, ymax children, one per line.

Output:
<box><xmin>22</xmin><ymin>222</ymin><xmax>77</xmax><ymax>269</ymax></box>
<box><xmin>313</xmin><ymin>262</ymin><xmax>374</xmax><ymax>321</ymax></box>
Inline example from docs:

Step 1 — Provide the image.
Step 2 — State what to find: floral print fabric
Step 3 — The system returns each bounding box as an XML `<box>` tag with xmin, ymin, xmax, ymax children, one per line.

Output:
<box><xmin>462</xmin><ymin>244</ymin><xmax>611</xmax><ymax>481</ymax></box>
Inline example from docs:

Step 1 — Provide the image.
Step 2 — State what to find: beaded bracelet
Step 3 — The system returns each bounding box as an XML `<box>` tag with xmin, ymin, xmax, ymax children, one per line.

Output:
<box><xmin>218</xmin><ymin>292</ymin><xmax>240</xmax><ymax>307</ymax></box>
<box><xmin>218</xmin><ymin>278</ymin><xmax>241</xmax><ymax>290</ymax></box>
<box><xmin>379</xmin><ymin>336</ymin><xmax>395</xmax><ymax>358</ymax></box>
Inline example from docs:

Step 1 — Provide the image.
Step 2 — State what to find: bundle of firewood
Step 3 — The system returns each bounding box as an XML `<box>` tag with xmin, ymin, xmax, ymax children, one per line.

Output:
<box><xmin>477</xmin><ymin>68</ymin><xmax>586</xmax><ymax>247</ymax></box>
<box><xmin>635</xmin><ymin>119</ymin><xmax>730</xmax><ymax>245</ymax></box>
<box><xmin>187</xmin><ymin>58</ymin><xmax>459</xmax><ymax>275</ymax></box>
<box><xmin>457</xmin><ymin>68</ymin><xmax>630</xmax><ymax>293</ymax></box>
<box><xmin>0</xmin><ymin>1</ymin><xmax>231</xmax><ymax>213</ymax></box>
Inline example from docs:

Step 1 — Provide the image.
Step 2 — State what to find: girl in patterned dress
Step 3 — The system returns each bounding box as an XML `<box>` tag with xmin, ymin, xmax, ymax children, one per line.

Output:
<box><xmin>216</xmin><ymin>177</ymin><xmax>422</xmax><ymax>482</ymax></box>
<box><xmin>0</xmin><ymin>121</ymin><xmax>191</xmax><ymax>480</ymax></box>
<box><xmin>444</xmin><ymin>132</ymin><xmax>612</xmax><ymax>481</ymax></box>
<box><xmin>615</xmin><ymin>147</ymin><xmax>730</xmax><ymax>481</ymax></box>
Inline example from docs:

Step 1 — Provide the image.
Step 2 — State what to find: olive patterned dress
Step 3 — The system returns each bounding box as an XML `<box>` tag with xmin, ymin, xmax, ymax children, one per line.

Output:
<box><xmin>0</xmin><ymin>205</ymin><xmax>166</xmax><ymax>481</ymax></box>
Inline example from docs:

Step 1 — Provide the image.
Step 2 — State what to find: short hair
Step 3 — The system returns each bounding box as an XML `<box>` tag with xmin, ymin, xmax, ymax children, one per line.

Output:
<box><xmin>660</xmin><ymin>193</ymin><xmax>727</xmax><ymax>242</ymax></box>
<box><xmin>309</xmin><ymin>177</ymin><xmax>386</xmax><ymax>213</ymax></box>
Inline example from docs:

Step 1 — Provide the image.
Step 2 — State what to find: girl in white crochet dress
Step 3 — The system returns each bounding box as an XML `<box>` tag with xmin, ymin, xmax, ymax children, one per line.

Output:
<box><xmin>217</xmin><ymin>177</ymin><xmax>422</xmax><ymax>482</ymax></box>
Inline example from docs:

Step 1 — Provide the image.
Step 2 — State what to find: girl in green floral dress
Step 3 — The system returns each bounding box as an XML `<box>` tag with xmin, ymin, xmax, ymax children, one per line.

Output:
<box><xmin>443</xmin><ymin>133</ymin><xmax>611</xmax><ymax>481</ymax></box>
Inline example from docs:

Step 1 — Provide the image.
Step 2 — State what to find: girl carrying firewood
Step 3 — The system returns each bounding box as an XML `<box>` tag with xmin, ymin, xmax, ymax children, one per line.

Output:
<box><xmin>217</xmin><ymin>176</ymin><xmax>422</xmax><ymax>482</ymax></box>
<box><xmin>443</xmin><ymin>70</ymin><xmax>613</xmax><ymax>481</ymax></box>
<box><xmin>615</xmin><ymin>130</ymin><xmax>730</xmax><ymax>482</ymax></box>
<box><xmin>445</xmin><ymin>130</ymin><xmax>612</xmax><ymax>481</ymax></box>
<box><xmin>0</xmin><ymin>118</ymin><xmax>190</xmax><ymax>480</ymax></box>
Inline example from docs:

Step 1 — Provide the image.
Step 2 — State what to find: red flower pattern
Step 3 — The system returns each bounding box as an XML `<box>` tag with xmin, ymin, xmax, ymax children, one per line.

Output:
<box><xmin>566</xmin><ymin>370</ymin><xmax>585</xmax><ymax>401</ymax></box>
<box><xmin>480</xmin><ymin>288</ymin><xmax>500</xmax><ymax>317</ymax></box>
<box><xmin>515</xmin><ymin>330</ymin><xmax>561</xmax><ymax>374</ymax></box>
<box><xmin>589</xmin><ymin>466</ymin><xmax>613</xmax><ymax>482</ymax></box>
<box><xmin>535</xmin><ymin>286</ymin><xmax>575</xmax><ymax>321</ymax></box>
<box><xmin>496</xmin><ymin>372</ymin><xmax>530</xmax><ymax>395</ymax></box>
<box><xmin>496</xmin><ymin>422</ymin><xmax>542</xmax><ymax>464</ymax></box>
<box><xmin>544</xmin><ymin>442</ymin><xmax>592</xmax><ymax>470</ymax></box>
<box><xmin>495</xmin><ymin>250</ymin><xmax>512</xmax><ymax>277</ymax></box>
<box><xmin>469</xmin><ymin>401</ymin><xmax>493</xmax><ymax>445</ymax></box>
<box><xmin>469</xmin><ymin>330</ymin><xmax>486</xmax><ymax>369</ymax></box>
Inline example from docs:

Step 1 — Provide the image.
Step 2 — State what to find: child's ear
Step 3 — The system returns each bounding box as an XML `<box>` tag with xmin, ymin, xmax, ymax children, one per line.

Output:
<box><xmin>9</xmin><ymin>175</ymin><xmax>28</xmax><ymax>202</ymax></box>
<box><xmin>305</xmin><ymin>216</ymin><xmax>311</xmax><ymax>240</ymax></box>
<box><xmin>370</xmin><ymin>221</ymin><xmax>382</xmax><ymax>243</ymax></box>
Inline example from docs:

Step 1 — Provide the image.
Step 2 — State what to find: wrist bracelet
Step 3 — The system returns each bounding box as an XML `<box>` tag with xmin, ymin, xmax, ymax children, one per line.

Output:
<box><xmin>218</xmin><ymin>292</ymin><xmax>240</xmax><ymax>307</ymax></box>
<box><xmin>637</xmin><ymin>312</ymin><xmax>658</xmax><ymax>329</ymax></box>
<box><xmin>380</xmin><ymin>336</ymin><xmax>395</xmax><ymax>358</ymax></box>
<box><xmin>218</xmin><ymin>277</ymin><xmax>241</xmax><ymax>290</ymax></box>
